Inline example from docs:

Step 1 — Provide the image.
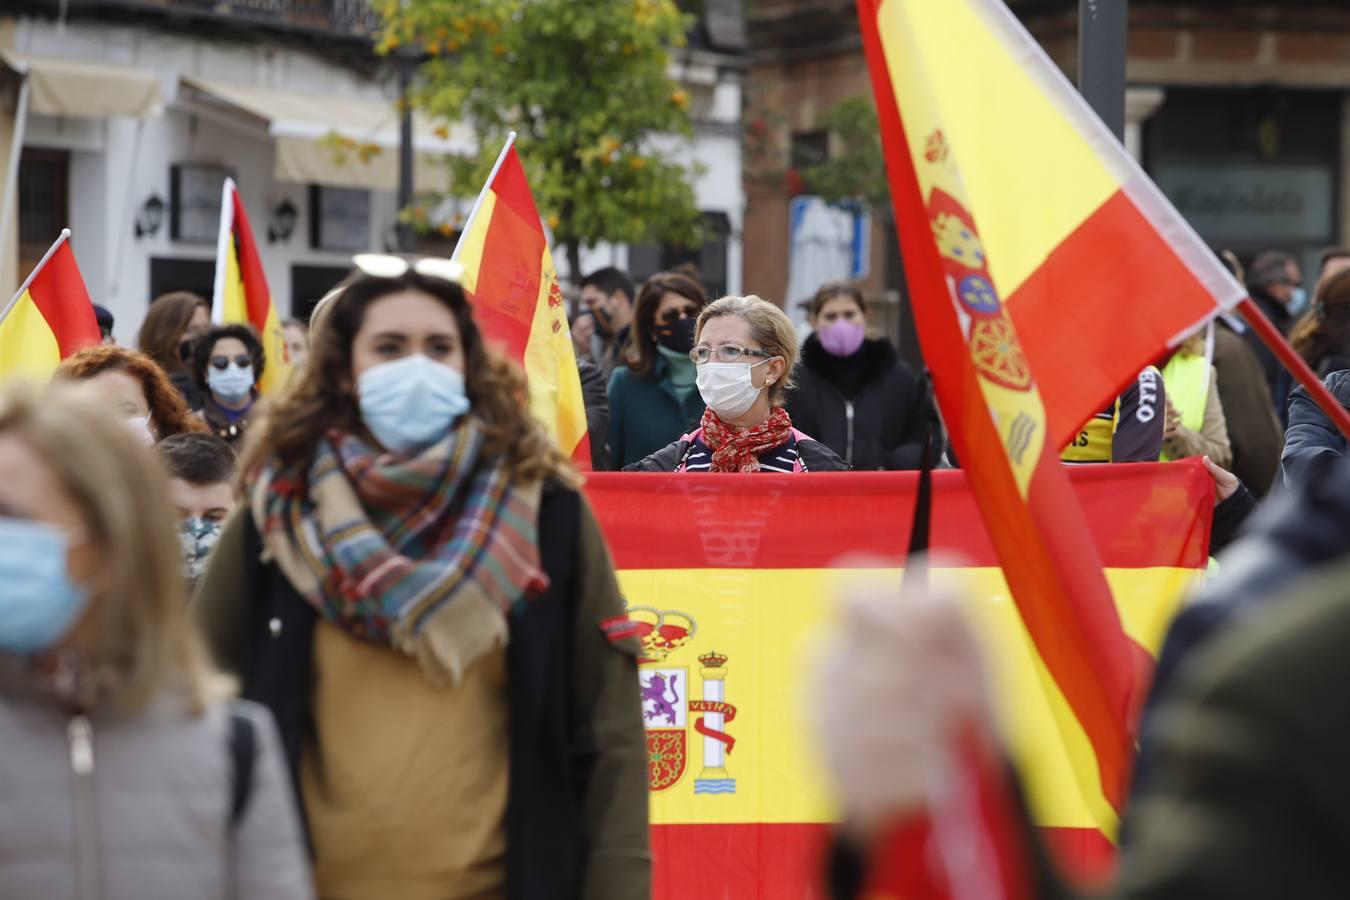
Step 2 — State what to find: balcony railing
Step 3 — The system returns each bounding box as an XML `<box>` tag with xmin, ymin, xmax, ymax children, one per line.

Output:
<box><xmin>23</xmin><ymin>0</ymin><xmax>381</xmax><ymax>39</ymax></box>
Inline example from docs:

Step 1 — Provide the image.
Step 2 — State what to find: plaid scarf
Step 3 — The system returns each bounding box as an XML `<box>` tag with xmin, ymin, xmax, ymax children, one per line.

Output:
<box><xmin>700</xmin><ymin>407</ymin><xmax>794</xmax><ymax>473</ymax></box>
<box><xmin>248</xmin><ymin>417</ymin><xmax>547</xmax><ymax>684</ymax></box>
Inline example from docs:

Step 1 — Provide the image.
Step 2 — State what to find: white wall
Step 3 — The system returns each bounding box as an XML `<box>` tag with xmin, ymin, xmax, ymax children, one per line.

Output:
<box><xmin>15</xmin><ymin>19</ymin><xmax>402</xmax><ymax>343</ymax></box>
<box><xmin>15</xmin><ymin>16</ymin><xmax>745</xmax><ymax>335</ymax></box>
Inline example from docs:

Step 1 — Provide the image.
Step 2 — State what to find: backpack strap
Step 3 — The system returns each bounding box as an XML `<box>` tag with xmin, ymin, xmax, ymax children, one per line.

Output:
<box><xmin>228</xmin><ymin>706</ymin><xmax>257</xmax><ymax>828</ymax></box>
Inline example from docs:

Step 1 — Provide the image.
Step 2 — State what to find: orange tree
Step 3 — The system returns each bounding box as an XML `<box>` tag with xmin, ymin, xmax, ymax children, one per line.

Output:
<box><xmin>379</xmin><ymin>0</ymin><xmax>704</xmax><ymax>284</ymax></box>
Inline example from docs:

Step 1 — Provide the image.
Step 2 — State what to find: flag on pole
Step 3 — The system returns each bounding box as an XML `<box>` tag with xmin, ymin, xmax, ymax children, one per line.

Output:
<box><xmin>213</xmin><ymin>178</ymin><xmax>291</xmax><ymax>394</ymax></box>
<box><xmin>453</xmin><ymin>135</ymin><xmax>591</xmax><ymax>469</ymax></box>
<box><xmin>857</xmin><ymin>0</ymin><xmax>1158</xmax><ymax>859</ymax></box>
<box><xmin>861</xmin><ymin>0</ymin><xmax>1244</xmax><ymax>452</ymax></box>
<box><xmin>0</xmin><ymin>229</ymin><xmax>100</xmax><ymax>379</ymax></box>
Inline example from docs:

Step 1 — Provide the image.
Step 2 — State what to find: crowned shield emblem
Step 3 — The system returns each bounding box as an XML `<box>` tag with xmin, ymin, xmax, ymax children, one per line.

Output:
<box><xmin>641</xmin><ymin>667</ymin><xmax>688</xmax><ymax>791</ymax></box>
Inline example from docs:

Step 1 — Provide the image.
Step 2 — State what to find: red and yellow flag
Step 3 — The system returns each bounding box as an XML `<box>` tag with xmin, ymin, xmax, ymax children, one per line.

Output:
<box><xmin>856</xmin><ymin>0</ymin><xmax>1169</xmax><ymax>859</ymax></box>
<box><xmin>861</xmin><ymin>0</ymin><xmax>1244</xmax><ymax>451</ymax></box>
<box><xmin>453</xmin><ymin>136</ymin><xmax>591</xmax><ymax>469</ymax></box>
<box><xmin>0</xmin><ymin>230</ymin><xmax>100</xmax><ymax>379</ymax></box>
<box><xmin>583</xmin><ymin>463</ymin><xmax>1212</xmax><ymax>895</ymax></box>
<box><xmin>213</xmin><ymin>178</ymin><xmax>291</xmax><ymax>394</ymax></box>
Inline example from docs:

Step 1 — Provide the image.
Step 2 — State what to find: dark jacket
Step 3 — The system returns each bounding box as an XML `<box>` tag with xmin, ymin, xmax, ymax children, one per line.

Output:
<box><xmin>607</xmin><ymin>357</ymin><xmax>706</xmax><ymax>470</ymax></box>
<box><xmin>579</xmin><ymin>359</ymin><xmax>611</xmax><ymax>471</ymax></box>
<box><xmin>198</xmin><ymin>394</ymin><xmax>265</xmax><ymax>449</ymax></box>
<box><xmin>1243</xmin><ymin>289</ymin><xmax>1294</xmax><ymax>424</ymax></box>
<box><xmin>1280</xmin><ymin>369</ymin><xmax>1350</xmax><ymax>489</ymax></box>
<box><xmin>786</xmin><ymin>335</ymin><xmax>935</xmax><ymax>470</ymax></box>
<box><xmin>1130</xmin><ymin>451</ymin><xmax>1350</xmax><ymax>811</ymax></box>
<box><xmin>626</xmin><ymin>427</ymin><xmax>848</xmax><ymax>472</ymax></box>
<box><xmin>194</xmin><ymin>484</ymin><xmax>650</xmax><ymax>900</ymax></box>
<box><xmin>169</xmin><ymin>369</ymin><xmax>205</xmax><ymax>411</ymax></box>
<box><xmin>1212</xmin><ymin>321</ymin><xmax>1282</xmax><ymax>496</ymax></box>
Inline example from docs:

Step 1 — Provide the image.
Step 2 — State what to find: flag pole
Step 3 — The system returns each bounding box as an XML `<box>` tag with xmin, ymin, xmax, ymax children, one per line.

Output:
<box><xmin>210</xmin><ymin>177</ymin><xmax>236</xmax><ymax>324</ymax></box>
<box><xmin>1238</xmin><ymin>296</ymin><xmax>1350</xmax><ymax>440</ymax></box>
<box><xmin>450</xmin><ymin>131</ymin><xmax>517</xmax><ymax>262</ymax></box>
<box><xmin>0</xmin><ymin>228</ymin><xmax>70</xmax><ymax>328</ymax></box>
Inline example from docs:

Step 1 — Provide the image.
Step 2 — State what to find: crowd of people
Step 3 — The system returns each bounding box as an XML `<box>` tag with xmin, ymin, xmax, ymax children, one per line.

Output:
<box><xmin>3</xmin><ymin>240</ymin><xmax>1350</xmax><ymax>898</ymax></box>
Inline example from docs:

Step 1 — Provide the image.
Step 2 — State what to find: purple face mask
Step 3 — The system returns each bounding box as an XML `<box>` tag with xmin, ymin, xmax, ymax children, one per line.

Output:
<box><xmin>817</xmin><ymin>319</ymin><xmax>866</xmax><ymax>357</ymax></box>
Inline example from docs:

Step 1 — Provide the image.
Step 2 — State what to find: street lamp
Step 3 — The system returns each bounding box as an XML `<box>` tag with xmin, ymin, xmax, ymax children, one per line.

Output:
<box><xmin>268</xmin><ymin>198</ymin><xmax>299</xmax><ymax>243</ymax></box>
<box><xmin>135</xmin><ymin>194</ymin><xmax>165</xmax><ymax>239</ymax></box>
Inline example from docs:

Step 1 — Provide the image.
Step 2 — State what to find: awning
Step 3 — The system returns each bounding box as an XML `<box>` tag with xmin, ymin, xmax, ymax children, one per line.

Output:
<box><xmin>0</xmin><ymin>51</ymin><xmax>162</xmax><ymax>119</ymax></box>
<box><xmin>179</xmin><ymin>77</ymin><xmax>470</xmax><ymax>192</ymax></box>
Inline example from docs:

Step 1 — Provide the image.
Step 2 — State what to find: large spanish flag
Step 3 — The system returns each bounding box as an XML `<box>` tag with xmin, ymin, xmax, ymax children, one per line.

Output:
<box><xmin>861</xmin><ymin>0</ymin><xmax>1244</xmax><ymax>451</ymax></box>
<box><xmin>0</xmin><ymin>230</ymin><xmax>100</xmax><ymax>379</ymax></box>
<box><xmin>584</xmin><ymin>462</ymin><xmax>1211</xmax><ymax>895</ymax></box>
<box><xmin>858</xmin><ymin>0</ymin><xmax>1147</xmax><ymax>853</ymax></box>
<box><xmin>212</xmin><ymin>178</ymin><xmax>291</xmax><ymax>394</ymax></box>
<box><xmin>453</xmin><ymin>136</ymin><xmax>591</xmax><ymax>469</ymax></box>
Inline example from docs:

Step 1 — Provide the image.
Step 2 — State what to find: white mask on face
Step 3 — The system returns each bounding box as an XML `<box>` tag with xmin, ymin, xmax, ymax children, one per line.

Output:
<box><xmin>125</xmin><ymin>415</ymin><xmax>154</xmax><ymax>446</ymax></box>
<box><xmin>696</xmin><ymin>359</ymin><xmax>771</xmax><ymax>420</ymax></box>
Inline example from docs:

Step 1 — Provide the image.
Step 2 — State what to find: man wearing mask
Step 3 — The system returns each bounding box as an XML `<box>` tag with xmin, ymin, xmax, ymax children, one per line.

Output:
<box><xmin>1246</xmin><ymin>250</ymin><xmax>1304</xmax><ymax>420</ymax></box>
<box><xmin>573</xmin><ymin>266</ymin><xmax>636</xmax><ymax>380</ymax></box>
<box><xmin>154</xmin><ymin>432</ymin><xmax>236</xmax><ymax>589</ymax></box>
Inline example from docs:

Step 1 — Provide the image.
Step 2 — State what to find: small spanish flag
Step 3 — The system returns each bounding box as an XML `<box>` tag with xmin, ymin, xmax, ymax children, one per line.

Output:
<box><xmin>213</xmin><ymin>179</ymin><xmax>291</xmax><ymax>394</ymax></box>
<box><xmin>453</xmin><ymin>134</ymin><xmax>592</xmax><ymax>469</ymax></box>
<box><xmin>0</xmin><ymin>230</ymin><xmax>101</xmax><ymax>379</ymax></box>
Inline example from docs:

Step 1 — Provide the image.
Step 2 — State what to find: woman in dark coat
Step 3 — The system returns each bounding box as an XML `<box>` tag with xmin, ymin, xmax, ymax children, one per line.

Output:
<box><xmin>786</xmin><ymin>282</ymin><xmax>935</xmax><ymax>470</ymax></box>
<box><xmin>606</xmin><ymin>270</ymin><xmax>708</xmax><ymax>469</ymax></box>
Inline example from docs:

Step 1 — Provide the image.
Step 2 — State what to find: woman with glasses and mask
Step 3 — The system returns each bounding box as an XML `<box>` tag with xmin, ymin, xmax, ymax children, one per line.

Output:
<box><xmin>628</xmin><ymin>294</ymin><xmax>847</xmax><ymax>473</ymax></box>
<box><xmin>194</xmin><ymin>258</ymin><xmax>649</xmax><ymax>900</ymax></box>
<box><xmin>605</xmin><ymin>270</ymin><xmax>709</xmax><ymax>469</ymax></box>
<box><xmin>0</xmin><ymin>380</ymin><xmax>310</xmax><ymax>899</ymax></box>
<box><xmin>192</xmin><ymin>324</ymin><xmax>266</xmax><ymax>448</ymax></box>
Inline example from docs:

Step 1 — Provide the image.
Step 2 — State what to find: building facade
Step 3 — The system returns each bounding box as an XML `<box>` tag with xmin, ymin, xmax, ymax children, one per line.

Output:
<box><xmin>2</xmin><ymin>0</ymin><xmax>746</xmax><ymax>344</ymax></box>
<box><xmin>745</xmin><ymin>0</ymin><xmax>1350</xmax><ymax>360</ymax></box>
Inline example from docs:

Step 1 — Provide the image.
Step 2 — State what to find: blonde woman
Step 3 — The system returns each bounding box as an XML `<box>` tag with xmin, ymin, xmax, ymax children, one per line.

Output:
<box><xmin>0</xmin><ymin>381</ymin><xmax>310</xmax><ymax>899</ymax></box>
<box><xmin>629</xmin><ymin>294</ymin><xmax>847</xmax><ymax>472</ymax></box>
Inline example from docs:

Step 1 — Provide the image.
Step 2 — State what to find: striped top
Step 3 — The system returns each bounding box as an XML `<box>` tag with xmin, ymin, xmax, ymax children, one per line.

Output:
<box><xmin>684</xmin><ymin>433</ymin><xmax>801</xmax><ymax>473</ymax></box>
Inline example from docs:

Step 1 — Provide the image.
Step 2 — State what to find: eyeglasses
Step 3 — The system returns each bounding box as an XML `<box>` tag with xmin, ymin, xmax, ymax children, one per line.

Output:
<box><xmin>657</xmin><ymin>305</ymin><xmax>700</xmax><ymax>325</ymax></box>
<box><xmin>210</xmin><ymin>354</ymin><xmax>252</xmax><ymax>370</ymax></box>
<box><xmin>689</xmin><ymin>345</ymin><xmax>775</xmax><ymax>364</ymax></box>
<box><xmin>352</xmin><ymin>253</ymin><xmax>465</xmax><ymax>283</ymax></box>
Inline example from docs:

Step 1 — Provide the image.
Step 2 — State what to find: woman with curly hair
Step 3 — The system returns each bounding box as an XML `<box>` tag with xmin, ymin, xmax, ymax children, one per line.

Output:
<box><xmin>195</xmin><ymin>264</ymin><xmax>649</xmax><ymax>900</ymax></box>
<box><xmin>58</xmin><ymin>346</ymin><xmax>206</xmax><ymax>444</ymax></box>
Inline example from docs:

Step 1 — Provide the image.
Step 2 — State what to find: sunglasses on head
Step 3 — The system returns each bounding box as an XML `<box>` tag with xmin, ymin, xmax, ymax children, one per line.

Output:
<box><xmin>210</xmin><ymin>354</ymin><xmax>252</xmax><ymax>370</ymax></box>
<box><xmin>352</xmin><ymin>253</ymin><xmax>464</xmax><ymax>283</ymax></box>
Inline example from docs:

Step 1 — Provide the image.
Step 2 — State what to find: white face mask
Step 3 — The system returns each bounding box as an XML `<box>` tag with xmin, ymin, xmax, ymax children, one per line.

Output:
<box><xmin>696</xmin><ymin>359</ymin><xmax>771</xmax><ymax>420</ymax></box>
<box><xmin>125</xmin><ymin>415</ymin><xmax>154</xmax><ymax>446</ymax></box>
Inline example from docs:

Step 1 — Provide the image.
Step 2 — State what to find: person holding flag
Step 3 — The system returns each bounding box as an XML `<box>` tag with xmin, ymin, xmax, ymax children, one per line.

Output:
<box><xmin>194</xmin><ymin>262</ymin><xmax>650</xmax><ymax>900</ymax></box>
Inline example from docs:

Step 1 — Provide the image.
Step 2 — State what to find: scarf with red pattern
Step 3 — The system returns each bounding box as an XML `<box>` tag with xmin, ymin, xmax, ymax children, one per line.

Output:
<box><xmin>700</xmin><ymin>407</ymin><xmax>794</xmax><ymax>473</ymax></box>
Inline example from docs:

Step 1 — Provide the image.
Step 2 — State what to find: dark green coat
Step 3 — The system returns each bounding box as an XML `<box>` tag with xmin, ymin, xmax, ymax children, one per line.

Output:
<box><xmin>606</xmin><ymin>357</ymin><xmax>705</xmax><ymax>470</ymax></box>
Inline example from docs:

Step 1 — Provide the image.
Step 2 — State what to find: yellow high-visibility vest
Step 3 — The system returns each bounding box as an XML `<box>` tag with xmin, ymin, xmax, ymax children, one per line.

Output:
<box><xmin>1160</xmin><ymin>353</ymin><xmax>1208</xmax><ymax>462</ymax></box>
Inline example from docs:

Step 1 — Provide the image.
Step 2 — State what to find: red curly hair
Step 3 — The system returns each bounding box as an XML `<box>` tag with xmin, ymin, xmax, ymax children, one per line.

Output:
<box><xmin>57</xmin><ymin>347</ymin><xmax>206</xmax><ymax>440</ymax></box>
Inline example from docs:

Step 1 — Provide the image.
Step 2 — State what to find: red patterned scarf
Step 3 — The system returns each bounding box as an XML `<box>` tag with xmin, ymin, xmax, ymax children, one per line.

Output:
<box><xmin>700</xmin><ymin>407</ymin><xmax>794</xmax><ymax>473</ymax></box>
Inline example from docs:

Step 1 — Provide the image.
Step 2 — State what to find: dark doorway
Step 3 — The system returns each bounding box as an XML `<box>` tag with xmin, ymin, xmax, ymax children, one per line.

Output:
<box><xmin>18</xmin><ymin>148</ymin><xmax>70</xmax><ymax>280</ymax></box>
<box><xmin>149</xmin><ymin>257</ymin><xmax>215</xmax><ymax>305</ymax></box>
<box><xmin>292</xmin><ymin>264</ymin><xmax>351</xmax><ymax>324</ymax></box>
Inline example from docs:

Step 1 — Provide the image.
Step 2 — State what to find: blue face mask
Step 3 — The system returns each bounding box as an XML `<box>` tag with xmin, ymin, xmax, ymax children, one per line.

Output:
<box><xmin>207</xmin><ymin>363</ymin><xmax>254</xmax><ymax>404</ymax></box>
<box><xmin>1289</xmin><ymin>285</ymin><xmax>1310</xmax><ymax>317</ymax></box>
<box><xmin>357</xmin><ymin>354</ymin><xmax>471</xmax><ymax>455</ymax></box>
<box><xmin>0</xmin><ymin>517</ymin><xmax>90</xmax><ymax>655</ymax></box>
